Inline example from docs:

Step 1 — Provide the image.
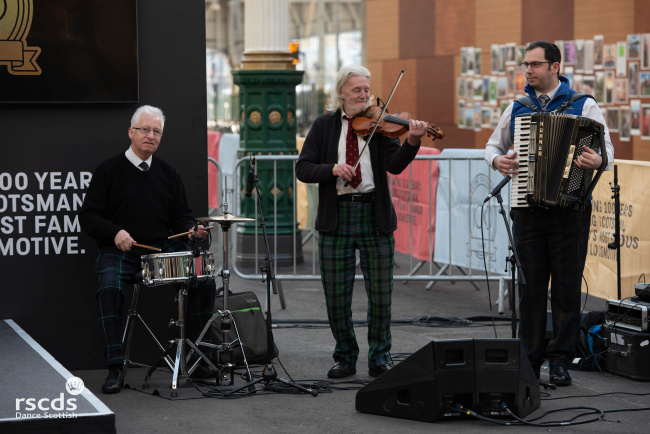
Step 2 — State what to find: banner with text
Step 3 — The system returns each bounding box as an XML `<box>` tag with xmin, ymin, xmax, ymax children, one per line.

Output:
<box><xmin>583</xmin><ymin>160</ymin><xmax>650</xmax><ymax>300</ymax></box>
<box><xmin>0</xmin><ymin>171</ymin><xmax>91</xmax><ymax>257</ymax></box>
<box><xmin>391</xmin><ymin>147</ymin><xmax>440</xmax><ymax>261</ymax></box>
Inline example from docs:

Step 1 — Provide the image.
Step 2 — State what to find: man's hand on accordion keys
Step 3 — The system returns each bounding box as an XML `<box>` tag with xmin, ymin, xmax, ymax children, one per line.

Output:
<box><xmin>574</xmin><ymin>146</ymin><xmax>602</xmax><ymax>170</ymax></box>
<box><xmin>493</xmin><ymin>152</ymin><xmax>520</xmax><ymax>177</ymax></box>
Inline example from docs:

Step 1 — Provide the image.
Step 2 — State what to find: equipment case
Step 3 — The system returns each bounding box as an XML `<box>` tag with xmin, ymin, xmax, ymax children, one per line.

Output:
<box><xmin>603</xmin><ymin>323</ymin><xmax>650</xmax><ymax>381</ymax></box>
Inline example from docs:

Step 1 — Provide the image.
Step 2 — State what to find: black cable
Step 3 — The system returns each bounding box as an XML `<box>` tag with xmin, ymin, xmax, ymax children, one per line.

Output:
<box><xmin>542</xmin><ymin>390</ymin><xmax>650</xmax><ymax>401</ymax></box>
<box><xmin>271</xmin><ymin>315</ymin><xmax>514</xmax><ymax>330</ymax></box>
<box><xmin>504</xmin><ymin>404</ymin><xmax>604</xmax><ymax>427</ymax></box>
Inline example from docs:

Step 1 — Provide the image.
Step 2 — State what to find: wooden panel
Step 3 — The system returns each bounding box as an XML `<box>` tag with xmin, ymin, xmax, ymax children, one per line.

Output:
<box><xmin>382</xmin><ymin>59</ymin><xmax>418</xmax><ymax>116</ymax></box>
<box><xmin>434</xmin><ymin>0</ymin><xmax>476</xmax><ymax>56</ymax></box>
<box><xmin>441</xmin><ymin>126</ymin><xmax>477</xmax><ymax>148</ymax></box>
<box><xmin>417</xmin><ymin>56</ymin><xmax>455</xmax><ymax>125</ymax></box>
<box><xmin>366</xmin><ymin>0</ymin><xmax>400</xmax><ymax>61</ymax></box>
<box><xmin>521</xmin><ymin>0</ymin><xmax>574</xmax><ymax>44</ymax></box>
<box><xmin>475</xmin><ymin>0</ymin><xmax>521</xmax><ymax>54</ymax></box>
<box><xmin>574</xmin><ymin>0</ymin><xmax>634</xmax><ymax>41</ymax></box>
<box><xmin>634</xmin><ymin>0</ymin><xmax>650</xmax><ymax>33</ymax></box>
<box><xmin>474</xmin><ymin>129</ymin><xmax>493</xmax><ymax>149</ymax></box>
<box><xmin>400</xmin><ymin>0</ymin><xmax>437</xmax><ymax>58</ymax></box>
<box><xmin>632</xmin><ymin>136</ymin><xmax>650</xmax><ymax>161</ymax></box>
<box><xmin>367</xmin><ymin>60</ymin><xmax>385</xmax><ymax>103</ymax></box>
<box><xmin>607</xmin><ymin>134</ymin><xmax>632</xmax><ymax>161</ymax></box>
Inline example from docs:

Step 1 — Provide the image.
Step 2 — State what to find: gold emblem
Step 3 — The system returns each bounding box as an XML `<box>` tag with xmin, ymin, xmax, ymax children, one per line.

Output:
<box><xmin>0</xmin><ymin>0</ymin><xmax>42</xmax><ymax>75</ymax></box>
<box><xmin>287</xmin><ymin>110</ymin><xmax>294</xmax><ymax>124</ymax></box>
<box><xmin>249</xmin><ymin>110</ymin><xmax>261</xmax><ymax>124</ymax></box>
<box><xmin>269</xmin><ymin>110</ymin><xmax>282</xmax><ymax>124</ymax></box>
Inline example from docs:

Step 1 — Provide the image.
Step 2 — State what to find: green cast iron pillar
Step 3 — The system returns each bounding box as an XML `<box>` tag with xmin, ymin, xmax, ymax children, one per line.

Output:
<box><xmin>233</xmin><ymin>69</ymin><xmax>304</xmax><ymax>268</ymax></box>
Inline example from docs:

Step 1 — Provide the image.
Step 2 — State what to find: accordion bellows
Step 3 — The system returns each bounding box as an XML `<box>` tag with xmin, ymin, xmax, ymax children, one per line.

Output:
<box><xmin>512</xmin><ymin>112</ymin><xmax>607</xmax><ymax>211</ymax></box>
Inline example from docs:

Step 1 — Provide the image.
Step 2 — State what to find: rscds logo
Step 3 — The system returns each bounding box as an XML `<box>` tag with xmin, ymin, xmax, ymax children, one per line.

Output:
<box><xmin>15</xmin><ymin>377</ymin><xmax>80</xmax><ymax>419</ymax></box>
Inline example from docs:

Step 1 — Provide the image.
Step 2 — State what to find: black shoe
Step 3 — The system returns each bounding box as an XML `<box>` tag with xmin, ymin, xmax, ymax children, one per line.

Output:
<box><xmin>102</xmin><ymin>366</ymin><xmax>124</xmax><ymax>394</ymax></box>
<box><xmin>327</xmin><ymin>361</ymin><xmax>356</xmax><ymax>378</ymax></box>
<box><xmin>549</xmin><ymin>365</ymin><xmax>572</xmax><ymax>386</ymax></box>
<box><xmin>369</xmin><ymin>363</ymin><xmax>394</xmax><ymax>378</ymax></box>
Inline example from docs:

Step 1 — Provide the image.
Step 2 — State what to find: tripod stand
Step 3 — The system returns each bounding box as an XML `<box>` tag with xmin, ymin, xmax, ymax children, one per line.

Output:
<box><xmin>228</xmin><ymin>155</ymin><xmax>317</xmax><ymax>397</ymax></box>
<box><xmin>143</xmin><ymin>277</ymin><xmax>220</xmax><ymax>397</ymax></box>
<box><xmin>192</xmin><ymin>203</ymin><xmax>257</xmax><ymax>386</ymax></box>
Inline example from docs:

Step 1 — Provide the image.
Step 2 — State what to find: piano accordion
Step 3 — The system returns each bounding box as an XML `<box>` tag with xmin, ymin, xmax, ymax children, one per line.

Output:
<box><xmin>511</xmin><ymin>112</ymin><xmax>607</xmax><ymax>211</ymax></box>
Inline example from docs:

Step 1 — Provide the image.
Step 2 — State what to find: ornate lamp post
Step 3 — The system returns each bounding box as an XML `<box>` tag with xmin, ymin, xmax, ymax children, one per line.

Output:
<box><xmin>233</xmin><ymin>0</ymin><xmax>304</xmax><ymax>267</ymax></box>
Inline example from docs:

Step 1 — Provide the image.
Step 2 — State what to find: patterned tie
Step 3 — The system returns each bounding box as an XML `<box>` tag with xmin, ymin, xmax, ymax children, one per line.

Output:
<box><xmin>139</xmin><ymin>162</ymin><xmax>149</xmax><ymax>172</ymax></box>
<box><xmin>539</xmin><ymin>94</ymin><xmax>550</xmax><ymax>110</ymax></box>
<box><xmin>343</xmin><ymin>115</ymin><xmax>362</xmax><ymax>188</ymax></box>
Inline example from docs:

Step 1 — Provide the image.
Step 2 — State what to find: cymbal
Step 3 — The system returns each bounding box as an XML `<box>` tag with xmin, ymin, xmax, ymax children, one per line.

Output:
<box><xmin>196</xmin><ymin>214</ymin><xmax>255</xmax><ymax>223</ymax></box>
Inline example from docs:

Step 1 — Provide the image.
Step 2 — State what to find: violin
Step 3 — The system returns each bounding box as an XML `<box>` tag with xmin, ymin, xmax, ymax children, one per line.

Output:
<box><xmin>351</xmin><ymin>105</ymin><xmax>444</xmax><ymax>141</ymax></box>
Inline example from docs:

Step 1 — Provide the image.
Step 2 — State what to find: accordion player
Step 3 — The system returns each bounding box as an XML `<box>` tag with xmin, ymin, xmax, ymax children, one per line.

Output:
<box><xmin>511</xmin><ymin>112</ymin><xmax>608</xmax><ymax>211</ymax></box>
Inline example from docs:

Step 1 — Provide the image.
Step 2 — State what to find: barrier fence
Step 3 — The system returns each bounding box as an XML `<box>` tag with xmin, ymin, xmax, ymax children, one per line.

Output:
<box><xmin>208</xmin><ymin>153</ymin><xmax>514</xmax><ymax>313</ymax></box>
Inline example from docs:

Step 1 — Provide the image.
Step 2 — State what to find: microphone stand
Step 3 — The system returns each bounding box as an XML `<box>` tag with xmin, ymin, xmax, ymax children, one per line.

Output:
<box><xmin>607</xmin><ymin>165</ymin><xmax>621</xmax><ymax>300</ymax></box>
<box><xmin>227</xmin><ymin>157</ymin><xmax>317</xmax><ymax>397</ymax></box>
<box><xmin>492</xmin><ymin>191</ymin><xmax>526</xmax><ymax>339</ymax></box>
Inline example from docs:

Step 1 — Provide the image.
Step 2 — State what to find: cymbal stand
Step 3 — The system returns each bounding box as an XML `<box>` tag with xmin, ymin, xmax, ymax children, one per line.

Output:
<box><xmin>227</xmin><ymin>155</ymin><xmax>317</xmax><ymax>397</ymax></box>
<box><xmin>143</xmin><ymin>277</ymin><xmax>220</xmax><ymax>397</ymax></box>
<box><xmin>192</xmin><ymin>200</ymin><xmax>252</xmax><ymax>386</ymax></box>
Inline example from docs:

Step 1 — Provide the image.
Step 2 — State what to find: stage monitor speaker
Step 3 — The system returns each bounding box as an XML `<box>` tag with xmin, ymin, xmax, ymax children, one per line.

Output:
<box><xmin>473</xmin><ymin>339</ymin><xmax>540</xmax><ymax>418</ymax></box>
<box><xmin>355</xmin><ymin>339</ymin><xmax>541</xmax><ymax>422</ymax></box>
<box><xmin>355</xmin><ymin>339</ymin><xmax>475</xmax><ymax>422</ymax></box>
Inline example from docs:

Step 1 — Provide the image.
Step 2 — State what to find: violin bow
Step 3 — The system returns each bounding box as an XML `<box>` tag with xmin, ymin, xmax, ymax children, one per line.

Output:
<box><xmin>343</xmin><ymin>69</ymin><xmax>405</xmax><ymax>187</ymax></box>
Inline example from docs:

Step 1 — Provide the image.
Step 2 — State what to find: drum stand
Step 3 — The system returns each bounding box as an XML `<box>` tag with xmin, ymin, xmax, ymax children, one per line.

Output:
<box><xmin>193</xmin><ymin>203</ymin><xmax>255</xmax><ymax>386</ymax></box>
<box><xmin>122</xmin><ymin>275</ymin><xmax>174</xmax><ymax>379</ymax></box>
<box><xmin>143</xmin><ymin>277</ymin><xmax>220</xmax><ymax>397</ymax></box>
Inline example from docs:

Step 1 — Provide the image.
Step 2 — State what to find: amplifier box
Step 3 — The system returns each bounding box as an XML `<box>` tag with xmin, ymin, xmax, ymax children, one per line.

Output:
<box><xmin>602</xmin><ymin>323</ymin><xmax>650</xmax><ymax>381</ymax></box>
<box><xmin>605</xmin><ymin>298</ymin><xmax>649</xmax><ymax>332</ymax></box>
<box><xmin>635</xmin><ymin>283</ymin><xmax>650</xmax><ymax>301</ymax></box>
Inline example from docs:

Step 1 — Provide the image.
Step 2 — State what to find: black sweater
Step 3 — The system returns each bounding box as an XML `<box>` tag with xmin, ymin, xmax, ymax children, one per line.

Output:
<box><xmin>79</xmin><ymin>153</ymin><xmax>195</xmax><ymax>248</ymax></box>
<box><xmin>295</xmin><ymin>110</ymin><xmax>420</xmax><ymax>234</ymax></box>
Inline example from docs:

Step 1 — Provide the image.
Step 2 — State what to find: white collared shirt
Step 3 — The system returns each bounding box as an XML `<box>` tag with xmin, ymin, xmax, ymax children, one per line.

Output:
<box><xmin>337</xmin><ymin>113</ymin><xmax>375</xmax><ymax>194</ymax></box>
<box><xmin>125</xmin><ymin>147</ymin><xmax>153</xmax><ymax>171</ymax></box>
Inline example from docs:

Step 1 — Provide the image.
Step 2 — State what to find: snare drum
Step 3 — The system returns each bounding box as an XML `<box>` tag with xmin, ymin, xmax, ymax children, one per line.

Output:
<box><xmin>141</xmin><ymin>251</ymin><xmax>216</xmax><ymax>286</ymax></box>
<box><xmin>141</xmin><ymin>252</ymin><xmax>193</xmax><ymax>286</ymax></box>
<box><xmin>193</xmin><ymin>250</ymin><xmax>215</xmax><ymax>281</ymax></box>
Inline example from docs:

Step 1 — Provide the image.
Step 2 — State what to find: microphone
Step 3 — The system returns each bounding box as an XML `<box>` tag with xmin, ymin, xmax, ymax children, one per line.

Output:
<box><xmin>245</xmin><ymin>154</ymin><xmax>255</xmax><ymax>198</ymax></box>
<box><xmin>484</xmin><ymin>175</ymin><xmax>512</xmax><ymax>203</ymax></box>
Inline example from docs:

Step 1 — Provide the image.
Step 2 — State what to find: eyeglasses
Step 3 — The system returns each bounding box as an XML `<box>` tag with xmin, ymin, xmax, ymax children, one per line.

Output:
<box><xmin>520</xmin><ymin>61</ymin><xmax>552</xmax><ymax>70</ymax></box>
<box><xmin>132</xmin><ymin>127</ymin><xmax>163</xmax><ymax>138</ymax></box>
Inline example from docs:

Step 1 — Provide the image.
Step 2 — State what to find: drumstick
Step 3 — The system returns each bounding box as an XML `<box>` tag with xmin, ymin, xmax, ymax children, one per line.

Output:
<box><xmin>168</xmin><ymin>226</ymin><xmax>214</xmax><ymax>239</ymax></box>
<box><xmin>132</xmin><ymin>243</ymin><xmax>161</xmax><ymax>252</ymax></box>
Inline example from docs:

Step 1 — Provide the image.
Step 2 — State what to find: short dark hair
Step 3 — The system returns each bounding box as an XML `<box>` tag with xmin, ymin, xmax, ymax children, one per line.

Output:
<box><xmin>525</xmin><ymin>40</ymin><xmax>562</xmax><ymax>65</ymax></box>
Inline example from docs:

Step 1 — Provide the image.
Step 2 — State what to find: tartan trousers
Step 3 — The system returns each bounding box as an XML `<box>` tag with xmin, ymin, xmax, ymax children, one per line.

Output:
<box><xmin>318</xmin><ymin>198</ymin><xmax>394</xmax><ymax>369</ymax></box>
<box><xmin>95</xmin><ymin>240</ymin><xmax>215</xmax><ymax>366</ymax></box>
<box><xmin>512</xmin><ymin>203</ymin><xmax>591</xmax><ymax>371</ymax></box>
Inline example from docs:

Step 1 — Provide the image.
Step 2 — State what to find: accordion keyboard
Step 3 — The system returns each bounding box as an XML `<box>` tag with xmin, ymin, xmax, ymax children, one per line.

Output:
<box><xmin>511</xmin><ymin>114</ymin><xmax>532</xmax><ymax>208</ymax></box>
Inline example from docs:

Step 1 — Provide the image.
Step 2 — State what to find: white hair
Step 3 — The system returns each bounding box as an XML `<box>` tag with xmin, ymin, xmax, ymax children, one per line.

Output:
<box><xmin>326</xmin><ymin>65</ymin><xmax>371</xmax><ymax>113</ymax></box>
<box><xmin>131</xmin><ymin>105</ymin><xmax>165</xmax><ymax>129</ymax></box>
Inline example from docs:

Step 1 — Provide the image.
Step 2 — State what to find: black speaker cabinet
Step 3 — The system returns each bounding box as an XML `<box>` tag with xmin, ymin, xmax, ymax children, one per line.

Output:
<box><xmin>474</xmin><ymin>339</ymin><xmax>540</xmax><ymax>418</ymax></box>
<box><xmin>355</xmin><ymin>339</ymin><xmax>475</xmax><ymax>422</ymax></box>
<box><xmin>355</xmin><ymin>339</ymin><xmax>540</xmax><ymax>422</ymax></box>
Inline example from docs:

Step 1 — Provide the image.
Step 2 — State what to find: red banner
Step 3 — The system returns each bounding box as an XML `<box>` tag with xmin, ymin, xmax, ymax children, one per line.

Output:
<box><xmin>391</xmin><ymin>147</ymin><xmax>440</xmax><ymax>261</ymax></box>
<box><xmin>207</xmin><ymin>131</ymin><xmax>221</xmax><ymax>209</ymax></box>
